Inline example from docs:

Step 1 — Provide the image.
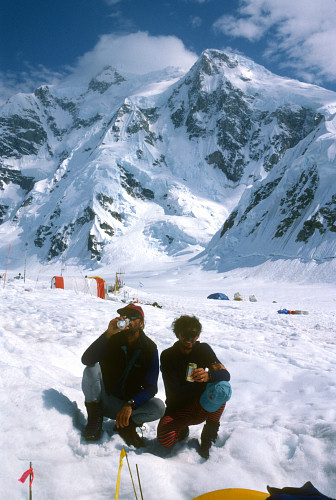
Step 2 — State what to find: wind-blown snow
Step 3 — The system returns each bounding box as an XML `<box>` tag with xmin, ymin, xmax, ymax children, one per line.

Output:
<box><xmin>1</xmin><ymin>261</ymin><xmax>335</xmax><ymax>499</ymax></box>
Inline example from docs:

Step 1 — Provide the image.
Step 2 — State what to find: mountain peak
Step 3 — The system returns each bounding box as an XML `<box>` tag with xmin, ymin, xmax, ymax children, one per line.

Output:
<box><xmin>88</xmin><ymin>66</ymin><xmax>126</xmax><ymax>93</ymax></box>
<box><xmin>0</xmin><ymin>49</ymin><xmax>335</xmax><ymax>276</ymax></box>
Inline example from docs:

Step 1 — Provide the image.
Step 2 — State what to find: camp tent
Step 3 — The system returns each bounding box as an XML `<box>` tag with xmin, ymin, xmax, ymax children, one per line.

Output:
<box><xmin>207</xmin><ymin>293</ymin><xmax>229</xmax><ymax>300</ymax></box>
<box><xmin>51</xmin><ymin>276</ymin><xmax>105</xmax><ymax>299</ymax></box>
<box><xmin>192</xmin><ymin>489</ymin><xmax>268</xmax><ymax>499</ymax></box>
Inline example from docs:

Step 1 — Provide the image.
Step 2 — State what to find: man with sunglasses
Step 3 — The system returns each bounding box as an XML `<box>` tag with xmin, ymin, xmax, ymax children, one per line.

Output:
<box><xmin>81</xmin><ymin>303</ymin><xmax>165</xmax><ymax>447</ymax></box>
<box><xmin>157</xmin><ymin>314</ymin><xmax>231</xmax><ymax>458</ymax></box>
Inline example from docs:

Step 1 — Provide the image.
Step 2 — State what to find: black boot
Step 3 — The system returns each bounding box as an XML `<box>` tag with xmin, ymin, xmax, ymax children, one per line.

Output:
<box><xmin>199</xmin><ymin>421</ymin><xmax>220</xmax><ymax>459</ymax></box>
<box><xmin>178</xmin><ymin>427</ymin><xmax>189</xmax><ymax>442</ymax></box>
<box><xmin>83</xmin><ymin>401</ymin><xmax>103</xmax><ymax>442</ymax></box>
<box><xmin>115</xmin><ymin>419</ymin><xmax>145</xmax><ymax>448</ymax></box>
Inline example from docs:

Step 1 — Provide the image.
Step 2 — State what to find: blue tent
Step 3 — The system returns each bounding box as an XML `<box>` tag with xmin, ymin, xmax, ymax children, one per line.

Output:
<box><xmin>207</xmin><ymin>292</ymin><xmax>229</xmax><ymax>300</ymax></box>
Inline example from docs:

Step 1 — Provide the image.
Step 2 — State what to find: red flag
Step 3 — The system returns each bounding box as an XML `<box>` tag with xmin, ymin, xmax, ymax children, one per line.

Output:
<box><xmin>18</xmin><ymin>467</ymin><xmax>34</xmax><ymax>487</ymax></box>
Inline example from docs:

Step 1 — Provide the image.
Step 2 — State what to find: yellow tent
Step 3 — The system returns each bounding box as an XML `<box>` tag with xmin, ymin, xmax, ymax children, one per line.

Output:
<box><xmin>192</xmin><ymin>488</ymin><xmax>269</xmax><ymax>500</ymax></box>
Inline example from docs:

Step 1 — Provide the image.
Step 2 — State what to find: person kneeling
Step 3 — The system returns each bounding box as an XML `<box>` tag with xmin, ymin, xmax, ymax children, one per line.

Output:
<box><xmin>157</xmin><ymin>315</ymin><xmax>231</xmax><ymax>459</ymax></box>
<box><xmin>81</xmin><ymin>303</ymin><xmax>165</xmax><ymax>447</ymax></box>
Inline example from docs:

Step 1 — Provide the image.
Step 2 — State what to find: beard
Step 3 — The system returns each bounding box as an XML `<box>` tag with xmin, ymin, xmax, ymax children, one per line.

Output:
<box><xmin>123</xmin><ymin>325</ymin><xmax>139</xmax><ymax>339</ymax></box>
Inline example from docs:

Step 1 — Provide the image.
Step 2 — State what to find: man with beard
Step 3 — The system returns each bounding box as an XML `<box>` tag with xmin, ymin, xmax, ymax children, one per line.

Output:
<box><xmin>81</xmin><ymin>303</ymin><xmax>165</xmax><ymax>447</ymax></box>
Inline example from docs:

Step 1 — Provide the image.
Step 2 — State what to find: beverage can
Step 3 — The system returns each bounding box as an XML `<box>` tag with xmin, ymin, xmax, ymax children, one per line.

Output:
<box><xmin>186</xmin><ymin>363</ymin><xmax>197</xmax><ymax>382</ymax></box>
<box><xmin>117</xmin><ymin>318</ymin><xmax>130</xmax><ymax>329</ymax></box>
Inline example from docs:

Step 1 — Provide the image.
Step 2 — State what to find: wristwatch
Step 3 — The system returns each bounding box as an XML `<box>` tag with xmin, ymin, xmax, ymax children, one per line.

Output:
<box><xmin>127</xmin><ymin>399</ymin><xmax>136</xmax><ymax>409</ymax></box>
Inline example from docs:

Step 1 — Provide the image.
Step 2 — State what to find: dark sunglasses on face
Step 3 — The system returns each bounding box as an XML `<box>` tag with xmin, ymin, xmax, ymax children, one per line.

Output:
<box><xmin>179</xmin><ymin>331</ymin><xmax>199</xmax><ymax>341</ymax></box>
<box><xmin>125</xmin><ymin>315</ymin><xmax>141</xmax><ymax>321</ymax></box>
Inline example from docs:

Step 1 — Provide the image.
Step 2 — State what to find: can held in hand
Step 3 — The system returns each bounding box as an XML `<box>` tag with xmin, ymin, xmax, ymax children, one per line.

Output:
<box><xmin>117</xmin><ymin>318</ymin><xmax>130</xmax><ymax>329</ymax></box>
<box><xmin>186</xmin><ymin>363</ymin><xmax>197</xmax><ymax>382</ymax></box>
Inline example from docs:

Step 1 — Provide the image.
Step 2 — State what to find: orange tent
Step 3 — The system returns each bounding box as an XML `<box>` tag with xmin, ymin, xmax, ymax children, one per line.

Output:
<box><xmin>51</xmin><ymin>276</ymin><xmax>105</xmax><ymax>299</ymax></box>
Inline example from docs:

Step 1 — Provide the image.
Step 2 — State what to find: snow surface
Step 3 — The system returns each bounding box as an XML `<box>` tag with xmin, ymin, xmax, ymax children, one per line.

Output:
<box><xmin>1</xmin><ymin>258</ymin><xmax>336</xmax><ymax>499</ymax></box>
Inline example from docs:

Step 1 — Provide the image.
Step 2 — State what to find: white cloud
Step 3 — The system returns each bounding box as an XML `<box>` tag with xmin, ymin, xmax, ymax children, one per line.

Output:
<box><xmin>213</xmin><ymin>0</ymin><xmax>336</xmax><ymax>85</ymax></box>
<box><xmin>68</xmin><ymin>32</ymin><xmax>198</xmax><ymax>79</ymax></box>
<box><xmin>0</xmin><ymin>64</ymin><xmax>65</xmax><ymax>105</ymax></box>
<box><xmin>0</xmin><ymin>32</ymin><xmax>198</xmax><ymax>102</ymax></box>
<box><xmin>214</xmin><ymin>14</ymin><xmax>265</xmax><ymax>41</ymax></box>
<box><xmin>190</xmin><ymin>16</ymin><xmax>202</xmax><ymax>28</ymax></box>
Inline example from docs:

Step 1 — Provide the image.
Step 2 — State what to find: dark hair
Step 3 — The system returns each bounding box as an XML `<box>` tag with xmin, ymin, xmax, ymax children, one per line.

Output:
<box><xmin>172</xmin><ymin>315</ymin><xmax>202</xmax><ymax>338</ymax></box>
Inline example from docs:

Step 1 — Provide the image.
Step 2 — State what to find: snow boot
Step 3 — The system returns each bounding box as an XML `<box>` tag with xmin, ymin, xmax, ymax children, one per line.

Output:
<box><xmin>178</xmin><ymin>426</ymin><xmax>190</xmax><ymax>442</ymax></box>
<box><xmin>115</xmin><ymin>419</ymin><xmax>145</xmax><ymax>448</ymax></box>
<box><xmin>83</xmin><ymin>401</ymin><xmax>103</xmax><ymax>442</ymax></box>
<box><xmin>199</xmin><ymin>421</ymin><xmax>220</xmax><ymax>459</ymax></box>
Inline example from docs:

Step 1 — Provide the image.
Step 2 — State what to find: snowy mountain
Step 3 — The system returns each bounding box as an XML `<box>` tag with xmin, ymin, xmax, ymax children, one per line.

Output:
<box><xmin>1</xmin><ymin>50</ymin><xmax>336</xmax><ymax>272</ymax></box>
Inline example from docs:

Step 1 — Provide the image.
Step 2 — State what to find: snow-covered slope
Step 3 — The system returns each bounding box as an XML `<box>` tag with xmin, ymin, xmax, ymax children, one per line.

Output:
<box><xmin>200</xmin><ymin>97</ymin><xmax>336</xmax><ymax>271</ymax></box>
<box><xmin>1</xmin><ymin>272</ymin><xmax>336</xmax><ymax>499</ymax></box>
<box><xmin>1</xmin><ymin>50</ymin><xmax>336</xmax><ymax>275</ymax></box>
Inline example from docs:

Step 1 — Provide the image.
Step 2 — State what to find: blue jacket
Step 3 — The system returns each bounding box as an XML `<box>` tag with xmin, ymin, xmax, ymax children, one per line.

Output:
<box><xmin>82</xmin><ymin>329</ymin><xmax>159</xmax><ymax>409</ymax></box>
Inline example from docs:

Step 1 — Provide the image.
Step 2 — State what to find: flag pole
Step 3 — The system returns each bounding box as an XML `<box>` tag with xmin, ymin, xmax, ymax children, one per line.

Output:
<box><xmin>3</xmin><ymin>243</ymin><xmax>11</xmax><ymax>288</ymax></box>
<box><xmin>18</xmin><ymin>462</ymin><xmax>34</xmax><ymax>498</ymax></box>
<box><xmin>136</xmin><ymin>464</ymin><xmax>144</xmax><ymax>500</ymax></box>
<box><xmin>24</xmin><ymin>242</ymin><xmax>28</xmax><ymax>283</ymax></box>
<box><xmin>29</xmin><ymin>461</ymin><xmax>32</xmax><ymax>500</ymax></box>
<box><xmin>125</xmin><ymin>454</ymin><xmax>138</xmax><ymax>500</ymax></box>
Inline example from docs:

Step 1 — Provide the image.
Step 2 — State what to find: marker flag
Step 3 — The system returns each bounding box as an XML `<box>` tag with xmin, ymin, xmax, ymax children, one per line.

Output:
<box><xmin>115</xmin><ymin>447</ymin><xmax>127</xmax><ymax>500</ymax></box>
<box><xmin>18</xmin><ymin>467</ymin><xmax>34</xmax><ymax>488</ymax></box>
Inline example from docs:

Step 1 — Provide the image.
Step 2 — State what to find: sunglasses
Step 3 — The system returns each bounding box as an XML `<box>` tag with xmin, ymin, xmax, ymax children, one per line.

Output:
<box><xmin>179</xmin><ymin>331</ymin><xmax>199</xmax><ymax>341</ymax></box>
<box><xmin>125</xmin><ymin>315</ymin><xmax>141</xmax><ymax>321</ymax></box>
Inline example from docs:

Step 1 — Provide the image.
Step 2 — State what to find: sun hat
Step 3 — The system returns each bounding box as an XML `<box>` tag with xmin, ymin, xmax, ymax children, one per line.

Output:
<box><xmin>117</xmin><ymin>303</ymin><xmax>144</xmax><ymax>320</ymax></box>
<box><xmin>200</xmin><ymin>381</ymin><xmax>232</xmax><ymax>412</ymax></box>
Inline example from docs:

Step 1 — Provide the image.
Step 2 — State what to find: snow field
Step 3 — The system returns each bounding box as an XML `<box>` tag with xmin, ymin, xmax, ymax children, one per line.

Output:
<box><xmin>0</xmin><ymin>270</ymin><xmax>335</xmax><ymax>499</ymax></box>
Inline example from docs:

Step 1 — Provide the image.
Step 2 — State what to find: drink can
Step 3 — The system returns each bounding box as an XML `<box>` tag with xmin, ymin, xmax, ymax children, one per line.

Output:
<box><xmin>186</xmin><ymin>363</ymin><xmax>197</xmax><ymax>382</ymax></box>
<box><xmin>117</xmin><ymin>318</ymin><xmax>130</xmax><ymax>329</ymax></box>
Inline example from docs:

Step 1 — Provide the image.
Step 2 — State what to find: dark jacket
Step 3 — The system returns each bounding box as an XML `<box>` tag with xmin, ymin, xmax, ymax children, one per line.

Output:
<box><xmin>160</xmin><ymin>341</ymin><xmax>230</xmax><ymax>412</ymax></box>
<box><xmin>82</xmin><ymin>329</ymin><xmax>159</xmax><ymax>408</ymax></box>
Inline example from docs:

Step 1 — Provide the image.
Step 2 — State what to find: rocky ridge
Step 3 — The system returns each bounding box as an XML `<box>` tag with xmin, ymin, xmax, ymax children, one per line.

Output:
<box><xmin>0</xmin><ymin>49</ymin><xmax>335</xmax><ymax>270</ymax></box>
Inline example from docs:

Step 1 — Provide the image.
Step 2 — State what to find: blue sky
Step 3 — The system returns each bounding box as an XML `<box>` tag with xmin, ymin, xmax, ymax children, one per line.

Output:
<box><xmin>1</xmin><ymin>0</ymin><xmax>336</xmax><ymax>101</ymax></box>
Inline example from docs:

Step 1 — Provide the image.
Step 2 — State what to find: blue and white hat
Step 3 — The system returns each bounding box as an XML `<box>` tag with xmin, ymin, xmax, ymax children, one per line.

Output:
<box><xmin>200</xmin><ymin>381</ymin><xmax>232</xmax><ymax>412</ymax></box>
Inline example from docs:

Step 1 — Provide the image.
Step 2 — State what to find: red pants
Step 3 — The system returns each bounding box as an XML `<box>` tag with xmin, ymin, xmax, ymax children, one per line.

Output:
<box><xmin>157</xmin><ymin>399</ymin><xmax>225</xmax><ymax>448</ymax></box>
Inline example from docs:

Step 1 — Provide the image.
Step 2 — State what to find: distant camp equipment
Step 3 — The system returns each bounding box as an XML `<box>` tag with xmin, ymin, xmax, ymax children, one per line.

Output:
<box><xmin>234</xmin><ymin>292</ymin><xmax>243</xmax><ymax>301</ymax></box>
<box><xmin>249</xmin><ymin>295</ymin><xmax>257</xmax><ymax>302</ymax></box>
<box><xmin>207</xmin><ymin>293</ymin><xmax>229</xmax><ymax>300</ymax></box>
<box><xmin>51</xmin><ymin>276</ymin><xmax>106</xmax><ymax>299</ymax></box>
<box><xmin>278</xmin><ymin>309</ymin><xmax>309</xmax><ymax>315</ymax></box>
<box><xmin>114</xmin><ymin>272</ymin><xmax>125</xmax><ymax>293</ymax></box>
<box><xmin>192</xmin><ymin>488</ymin><xmax>268</xmax><ymax>499</ymax></box>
